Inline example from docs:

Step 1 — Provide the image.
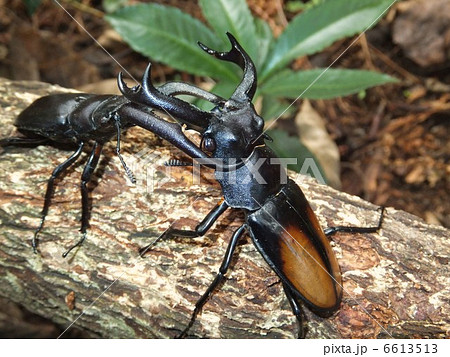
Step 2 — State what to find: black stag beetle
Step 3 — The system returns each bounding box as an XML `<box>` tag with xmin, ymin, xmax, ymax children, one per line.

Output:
<box><xmin>1</xmin><ymin>74</ymin><xmax>226</xmax><ymax>257</ymax></box>
<box><xmin>118</xmin><ymin>33</ymin><xmax>385</xmax><ymax>338</ymax></box>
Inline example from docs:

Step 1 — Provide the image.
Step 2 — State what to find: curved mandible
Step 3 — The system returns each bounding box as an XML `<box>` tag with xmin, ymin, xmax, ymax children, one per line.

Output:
<box><xmin>118</xmin><ymin>64</ymin><xmax>211</xmax><ymax>132</ymax></box>
<box><xmin>198</xmin><ymin>32</ymin><xmax>257</xmax><ymax>102</ymax></box>
<box><xmin>159</xmin><ymin>82</ymin><xmax>225</xmax><ymax>105</ymax></box>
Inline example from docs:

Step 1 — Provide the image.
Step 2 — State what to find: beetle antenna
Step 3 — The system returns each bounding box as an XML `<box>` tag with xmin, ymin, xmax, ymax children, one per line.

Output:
<box><xmin>164</xmin><ymin>159</ymin><xmax>193</xmax><ymax>167</ymax></box>
<box><xmin>114</xmin><ymin>114</ymin><xmax>136</xmax><ymax>184</ymax></box>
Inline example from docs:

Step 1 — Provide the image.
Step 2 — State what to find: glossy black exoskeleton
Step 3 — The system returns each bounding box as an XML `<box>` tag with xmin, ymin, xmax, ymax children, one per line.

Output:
<box><xmin>1</xmin><ymin>81</ymin><xmax>224</xmax><ymax>257</ymax></box>
<box><xmin>118</xmin><ymin>33</ymin><xmax>385</xmax><ymax>338</ymax></box>
<box><xmin>1</xmin><ymin>93</ymin><xmax>137</xmax><ymax>257</ymax></box>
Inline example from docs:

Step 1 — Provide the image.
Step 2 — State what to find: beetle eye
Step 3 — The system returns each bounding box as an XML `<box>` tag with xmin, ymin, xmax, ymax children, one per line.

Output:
<box><xmin>201</xmin><ymin>137</ymin><xmax>216</xmax><ymax>153</ymax></box>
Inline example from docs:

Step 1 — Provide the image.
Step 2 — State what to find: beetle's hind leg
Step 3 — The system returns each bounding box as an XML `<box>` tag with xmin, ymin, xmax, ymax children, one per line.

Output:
<box><xmin>62</xmin><ymin>142</ymin><xmax>103</xmax><ymax>258</ymax></box>
<box><xmin>323</xmin><ymin>207</ymin><xmax>385</xmax><ymax>237</ymax></box>
<box><xmin>32</xmin><ymin>141</ymin><xmax>85</xmax><ymax>253</ymax></box>
<box><xmin>283</xmin><ymin>283</ymin><xmax>307</xmax><ymax>338</ymax></box>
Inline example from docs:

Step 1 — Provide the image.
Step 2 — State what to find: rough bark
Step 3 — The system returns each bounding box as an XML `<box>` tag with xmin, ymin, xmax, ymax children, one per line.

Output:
<box><xmin>0</xmin><ymin>78</ymin><xmax>449</xmax><ymax>339</ymax></box>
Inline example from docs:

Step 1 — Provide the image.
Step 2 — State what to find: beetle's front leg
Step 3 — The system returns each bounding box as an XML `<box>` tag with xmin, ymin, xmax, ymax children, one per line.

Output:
<box><xmin>62</xmin><ymin>142</ymin><xmax>103</xmax><ymax>258</ymax></box>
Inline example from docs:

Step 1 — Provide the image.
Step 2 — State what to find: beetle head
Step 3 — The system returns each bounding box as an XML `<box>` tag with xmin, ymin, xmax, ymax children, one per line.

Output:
<box><xmin>199</xmin><ymin>103</ymin><xmax>263</xmax><ymax>163</ymax></box>
<box><xmin>118</xmin><ymin>33</ymin><xmax>265</xmax><ymax>167</ymax></box>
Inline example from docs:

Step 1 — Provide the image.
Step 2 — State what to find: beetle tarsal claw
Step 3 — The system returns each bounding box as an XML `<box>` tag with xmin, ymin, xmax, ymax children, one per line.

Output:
<box><xmin>62</xmin><ymin>232</ymin><xmax>87</xmax><ymax>258</ymax></box>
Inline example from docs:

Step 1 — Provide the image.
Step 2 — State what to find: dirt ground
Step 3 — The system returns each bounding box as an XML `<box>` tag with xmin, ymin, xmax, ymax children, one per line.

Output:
<box><xmin>0</xmin><ymin>0</ymin><xmax>449</xmax><ymax>337</ymax></box>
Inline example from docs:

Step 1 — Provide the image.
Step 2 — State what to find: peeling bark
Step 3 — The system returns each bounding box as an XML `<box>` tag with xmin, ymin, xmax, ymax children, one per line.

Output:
<box><xmin>0</xmin><ymin>78</ymin><xmax>449</xmax><ymax>339</ymax></box>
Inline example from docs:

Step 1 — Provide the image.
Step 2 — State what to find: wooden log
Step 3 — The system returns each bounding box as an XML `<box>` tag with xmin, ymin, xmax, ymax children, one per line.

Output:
<box><xmin>0</xmin><ymin>78</ymin><xmax>449</xmax><ymax>338</ymax></box>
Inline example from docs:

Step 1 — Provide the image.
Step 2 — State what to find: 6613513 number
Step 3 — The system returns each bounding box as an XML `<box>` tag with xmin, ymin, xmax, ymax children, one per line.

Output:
<box><xmin>383</xmin><ymin>343</ymin><xmax>438</xmax><ymax>354</ymax></box>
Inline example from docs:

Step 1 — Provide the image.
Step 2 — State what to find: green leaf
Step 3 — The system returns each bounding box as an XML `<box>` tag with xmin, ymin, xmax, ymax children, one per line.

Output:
<box><xmin>260</xmin><ymin>95</ymin><xmax>291</xmax><ymax>121</ymax></box>
<box><xmin>266</xmin><ymin>129</ymin><xmax>327</xmax><ymax>183</ymax></box>
<box><xmin>261</xmin><ymin>0</ymin><xmax>396</xmax><ymax>79</ymax></box>
<box><xmin>254</xmin><ymin>18</ymin><xmax>274</xmax><ymax>72</ymax></box>
<box><xmin>285</xmin><ymin>0</ymin><xmax>327</xmax><ymax>12</ymax></box>
<box><xmin>209</xmin><ymin>80</ymin><xmax>240</xmax><ymax>99</ymax></box>
<box><xmin>199</xmin><ymin>0</ymin><xmax>258</xmax><ymax>60</ymax></box>
<box><xmin>106</xmin><ymin>4</ymin><xmax>238</xmax><ymax>80</ymax></box>
<box><xmin>260</xmin><ymin>68</ymin><xmax>397</xmax><ymax>99</ymax></box>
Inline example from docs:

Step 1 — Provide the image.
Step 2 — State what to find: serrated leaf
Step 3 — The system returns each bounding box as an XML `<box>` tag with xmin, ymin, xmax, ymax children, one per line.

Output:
<box><xmin>106</xmin><ymin>4</ymin><xmax>238</xmax><ymax>80</ymax></box>
<box><xmin>260</xmin><ymin>68</ymin><xmax>397</xmax><ymax>99</ymax></box>
<box><xmin>266</xmin><ymin>129</ymin><xmax>327</xmax><ymax>183</ymax></box>
<box><xmin>199</xmin><ymin>0</ymin><xmax>258</xmax><ymax>60</ymax></box>
<box><xmin>261</xmin><ymin>0</ymin><xmax>396</xmax><ymax>79</ymax></box>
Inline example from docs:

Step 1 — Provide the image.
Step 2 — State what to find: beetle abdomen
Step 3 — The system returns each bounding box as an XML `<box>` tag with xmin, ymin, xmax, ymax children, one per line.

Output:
<box><xmin>247</xmin><ymin>179</ymin><xmax>342</xmax><ymax>316</ymax></box>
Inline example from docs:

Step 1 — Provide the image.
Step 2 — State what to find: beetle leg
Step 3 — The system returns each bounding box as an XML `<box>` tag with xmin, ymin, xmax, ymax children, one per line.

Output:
<box><xmin>282</xmin><ymin>283</ymin><xmax>307</xmax><ymax>339</ymax></box>
<box><xmin>323</xmin><ymin>207</ymin><xmax>385</xmax><ymax>237</ymax></box>
<box><xmin>139</xmin><ymin>200</ymin><xmax>228</xmax><ymax>257</ymax></box>
<box><xmin>32</xmin><ymin>141</ymin><xmax>85</xmax><ymax>253</ymax></box>
<box><xmin>62</xmin><ymin>142</ymin><xmax>103</xmax><ymax>258</ymax></box>
<box><xmin>177</xmin><ymin>224</ymin><xmax>246</xmax><ymax>338</ymax></box>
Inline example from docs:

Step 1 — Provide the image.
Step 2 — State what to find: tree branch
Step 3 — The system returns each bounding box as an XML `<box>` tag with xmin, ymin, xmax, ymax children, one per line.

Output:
<box><xmin>0</xmin><ymin>78</ymin><xmax>449</xmax><ymax>338</ymax></box>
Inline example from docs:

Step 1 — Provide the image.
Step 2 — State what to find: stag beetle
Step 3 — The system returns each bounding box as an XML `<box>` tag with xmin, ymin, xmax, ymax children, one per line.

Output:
<box><xmin>1</xmin><ymin>80</ymin><xmax>225</xmax><ymax>257</ymax></box>
<box><xmin>118</xmin><ymin>33</ymin><xmax>385</xmax><ymax>338</ymax></box>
